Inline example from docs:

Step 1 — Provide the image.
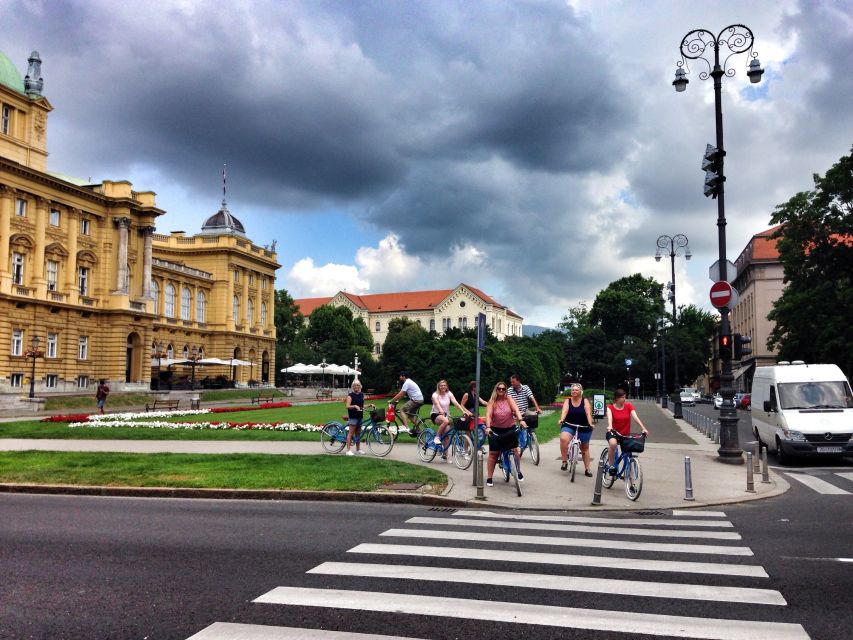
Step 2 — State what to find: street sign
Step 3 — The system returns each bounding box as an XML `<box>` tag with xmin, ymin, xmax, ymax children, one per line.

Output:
<box><xmin>624</xmin><ymin>358</ymin><xmax>633</xmax><ymax>367</ymax></box>
<box><xmin>709</xmin><ymin>259</ymin><xmax>737</xmax><ymax>283</ymax></box>
<box><xmin>709</xmin><ymin>281</ymin><xmax>739</xmax><ymax>309</ymax></box>
<box><xmin>635</xmin><ymin>377</ymin><xmax>640</xmax><ymax>387</ymax></box>
<box><xmin>593</xmin><ymin>394</ymin><xmax>605</xmax><ymax>418</ymax></box>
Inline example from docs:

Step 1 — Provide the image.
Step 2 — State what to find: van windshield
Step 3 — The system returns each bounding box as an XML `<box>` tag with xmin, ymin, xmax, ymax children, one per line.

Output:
<box><xmin>777</xmin><ymin>381</ymin><xmax>853</xmax><ymax>410</ymax></box>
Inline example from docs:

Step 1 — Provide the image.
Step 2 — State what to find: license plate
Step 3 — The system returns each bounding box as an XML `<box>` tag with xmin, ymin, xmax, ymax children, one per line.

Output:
<box><xmin>816</xmin><ymin>446</ymin><xmax>843</xmax><ymax>453</ymax></box>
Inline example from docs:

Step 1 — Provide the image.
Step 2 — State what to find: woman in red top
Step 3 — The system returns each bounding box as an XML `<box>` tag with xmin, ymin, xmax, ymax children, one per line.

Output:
<box><xmin>605</xmin><ymin>389</ymin><xmax>649</xmax><ymax>474</ymax></box>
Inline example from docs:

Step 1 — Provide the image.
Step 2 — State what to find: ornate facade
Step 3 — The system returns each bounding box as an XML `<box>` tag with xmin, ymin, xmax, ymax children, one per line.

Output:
<box><xmin>0</xmin><ymin>50</ymin><xmax>278</xmax><ymax>396</ymax></box>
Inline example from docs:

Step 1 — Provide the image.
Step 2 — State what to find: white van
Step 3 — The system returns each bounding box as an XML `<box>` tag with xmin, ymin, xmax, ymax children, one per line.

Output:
<box><xmin>751</xmin><ymin>362</ymin><xmax>853</xmax><ymax>464</ymax></box>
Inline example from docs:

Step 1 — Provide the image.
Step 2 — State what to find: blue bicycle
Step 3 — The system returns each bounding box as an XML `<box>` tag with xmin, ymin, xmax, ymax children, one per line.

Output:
<box><xmin>599</xmin><ymin>433</ymin><xmax>645</xmax><ymax>501</ymax></box>
<box><xmin>517</xmin><ymin>414</ymin><xmax>540</xmax><ymax>465</ymax></box>
<box><xmin>320</xmin><ymin>404</ymin><xmax>394</xmax><ymax>457</ymax></box>
<box><xmin>489</xmin><ymin>427</ymin><xmax>522</xmax><ymax>497</ymax></box>
<box><xmin>416</xmin><ymin>419</ymin><xmax>474</xmax><ymax>470</ymax></box>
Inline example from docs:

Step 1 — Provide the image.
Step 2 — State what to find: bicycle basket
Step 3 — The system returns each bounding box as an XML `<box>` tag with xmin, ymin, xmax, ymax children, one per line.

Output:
<box><xmin>621</xmin><ymin>435</ymin><xmax>645</xmax><ymax>453</ymax></box>
<box><xmin>454</xmin><ymin>416</ymin><xmax>471</xmax><ymax>431</ymax></box>
<box><xmin>370</xmin><ymin>409</ymin><xmax>381</xmax><ymax>423</ymax></box>
<box><xmin>523</xmin><ymin>413</ymin><xmax>538</xmax><ymax>430</ymax></box>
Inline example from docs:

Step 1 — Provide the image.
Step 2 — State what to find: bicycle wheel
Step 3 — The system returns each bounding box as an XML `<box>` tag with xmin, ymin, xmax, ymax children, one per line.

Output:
<box><xmin>512</xmin><ymin>455</ymin><xmax>522</xmax><ymax>497</ymax></box>
<box><xmin>569</xmin><ymin>440</ymin><xmax>579</xmax><ymax>483</ymax></box>
<box><xmin>529</xmin><ymin>431</ymin><xmax>540</xmax><ymax>466</ymax></box>
<box><xmin>417</xmin><ymin>430</ymin><xmax>438</xmax><ymax>462</ymax></box>
<box><xmin>625</xmin><ymin>457</ymin><xmax>643</xmax><ymax>501</ymax></box>
<box><xmin>385</xmin><ymin>419</ymin><xmax>401</xmax><ymax>441</ymax></box>
<box><xmin>500</xmin><ymin>453</ymin><xmax>511</xmax><ymax>482</ymax></box>
<box><xmin>452</xmin><ymin>432</ymin><xmax>474</xmax><ymax>470</ymax></box>
<box><xmin>320</xmin><ymin>422</ymin><xmax>346</xmax><ymax>454</ymax></box>
<box><xmin>367</xmin><ymin>425</ymin><xmax>394</xmax><ymax>457</ymax></box>
<box><xmin>600</xmin><ymin>448</ymin><xmax>615</xmax><ymax>489</ymax></box>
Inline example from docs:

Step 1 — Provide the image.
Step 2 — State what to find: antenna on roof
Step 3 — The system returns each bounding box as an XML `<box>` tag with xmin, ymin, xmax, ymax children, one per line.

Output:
<box><xmin>221</xmin><ymin>163</ymin><xmax>227</xmax><ymax>209</ymax></box>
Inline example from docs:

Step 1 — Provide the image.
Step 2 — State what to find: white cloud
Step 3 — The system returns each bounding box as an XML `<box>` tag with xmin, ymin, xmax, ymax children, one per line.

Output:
<box><xmin>286</xmin><ymin>258</ymin><xmax>369</xmax><ymax>297</ymax></box>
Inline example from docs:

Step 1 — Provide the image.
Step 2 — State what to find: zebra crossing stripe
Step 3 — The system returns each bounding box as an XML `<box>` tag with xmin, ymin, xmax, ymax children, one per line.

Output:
<box><xmin>785</xmin><ymin>473</ymin><xmax>850</xmax><ymax>495</ymax></box>
<box><xmin>187</xmin><ymin>622</ymin><xmax>420</xmax><ymax>639</ymax></box>
<box><xmin>253</xmin><ymin>587</ymin><xmax>808</xmax><ymax>640</ymax></box>
<box><xmin>836</xmin><ymin>471</ymin><xmax>853</xmax><ymax>483</ymax></box>
<box><xmin>672</xmin><ymin>509</ymin><xmax>727</xmax><ymax>517</ymax></box>
<box><xmin>460</xmin><ymin>510</ymin><xmax>733</xmax><ymax>527</ymax></box>
<box><xmin>405</xmin><ymin>517</ymin><xmax>741</xmax><ymax>540</ymax></box>
<box><xmin>380</xmin><ymin>527</ymin><xmax>753</xmax><ymax>556</ymax></box>
<box><xmin>309</xmin><ymin>561</ymin><xmax>786</xmax><ymax>605</ymax></box>
<box><xmin>348</xmin><ymin>543</ymin><xmax>768</xmax><ymax>577</ymax></box>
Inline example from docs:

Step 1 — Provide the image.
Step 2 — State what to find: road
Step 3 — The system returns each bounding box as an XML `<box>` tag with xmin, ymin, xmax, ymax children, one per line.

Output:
<box><xmin>2</xmin><ymin>493</ymin><xmax>851</xmax><ymax>639</ymax></box>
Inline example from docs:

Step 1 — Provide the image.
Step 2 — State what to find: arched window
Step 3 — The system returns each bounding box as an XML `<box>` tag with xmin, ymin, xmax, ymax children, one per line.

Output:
<box><xmin>151</xmin><ymin>280</ymin><xmax>159</xmax><ymax>315</ymax></box>
<box><xmin>375</xmin><ymin>321</ymin><xmax>381</xmax><ymax>332</ymax></box>
<box><xmin>166</xmin><ymin>344</ymin><xmax>174</xmax><ymax>359</ymax></box>
<box><xmin>182</xmin><ymin>345</ymin><xmax>189</xmax><ymax>359</ymax></box>
<box><xmin>233</xmin><ymin>296</ymin><xmax>239</xmax><ymax>323</ymax></box>
<box><xmin>247</xmin><ymin>298</ymin><xmax>254</xmax><ymax>325</ymax></box>
<box><xmin>260</xmin><ymin>302</ymin><xmax>267</xmax><ymax>326</ymax></box>
<box><xmin>181</xmin><ymin>287</ymin><xmax>192</xmax><ymax>320</ymax></box>
<box><xmin>165</xmin><ymin>284</ymin><xmax>176</xmax><ymax>317</ymax></box>
<box><xmin>196</xmin><ymin>291</ymin><xmax>206</xmax><ymax>323</ymax></box>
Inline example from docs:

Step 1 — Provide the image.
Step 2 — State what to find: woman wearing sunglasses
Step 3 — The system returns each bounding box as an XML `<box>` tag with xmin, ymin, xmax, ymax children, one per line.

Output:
<box><xmin>484</xmin><ymin>381</ymin><xmax>527</xmax><ymax>487</ymax></box>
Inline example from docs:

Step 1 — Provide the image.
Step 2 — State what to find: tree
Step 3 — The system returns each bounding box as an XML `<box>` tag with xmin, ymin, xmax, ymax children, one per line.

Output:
<box><xmin>768</xmin><ymin>147</ymin><xmax>853</xmax><ymax>375</ymax></box>
<box><xmin>305</xmin><ymin>305</ymin><xmax>374</xmax><ymax>368</ymax></box>
<box><xmin>589</xmin><ymin>274</ymin><xmax>664</xmax><ymax>344</ymax></box>
<box><xmin>273</xmin><ymin>289</ymin><xmax>309</xmax><ymax>385</ymax></box>
<box><xmin>672</xmin><ymin>304</ymin><xmax>717</xmax><ymax>385</ymax></box>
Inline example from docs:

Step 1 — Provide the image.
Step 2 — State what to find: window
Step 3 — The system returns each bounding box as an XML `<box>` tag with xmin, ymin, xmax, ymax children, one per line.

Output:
<box><xmin>78</xmin><ymin>266</ymin><xmax>89</xmax><ymax>296</ymax></box>
<box><xmin>46</xmin><ymin>333</ymin><xmax>58</xmax><ymax>358</ymax></box>
<box><xmin>462</xmin><ymin>317</ymin><xmax>468</xmax><ymax>329</ymax></box>
<box><xmin>260</xmin><ymin>302</ymin><xmax>267</xmax><ymax>326</ymax></box>
<box><xmin>49</xmin><ymin>208</ymin><xmax>60</xmax><ymax>226</ymax></box>
<box><xmin>46</xmin><ymin>259</ymin><xmax>58</xmax><ymax>291</ymax></box>
<box><xmin>166</xmin><ymin>344</ymin><xmax>174</xmax><ymax>359</ymax></box>
<box><xmin>181</xmin><ymin>287</ymin><xmax>191</xmax><ymax>320</ymax></box>
<box><xmin>261</xmin><ymin>277</ymin><xmax>267</xmax><ymax>290</ymax></box>
<box><xmin>165</xmin><ymin>284</ymin><xmax>176</xmax><ymax>317</ymax></box>
<box><xmin>182</xmin><ymin>345</ymin><xmax>189</xmax><ymax>359</ymax></box>
<box><xmin>46</xmin><ymin>374</ymin><xmax>58</xmax><ymax>389</ymax></box>
<box><xmin>375</xmin><ymin>321</ymin><xmax>381</xmax><ymax>332</ymax></box>
<box><xmin>11</xmin><ymin>329</ymin><xmax>23</xmax><ymax>356</ymax></box>
<box><xmin>80</xmin><ymin>218</ymin><xmax>90</xmax><ymax>235</ymax></box>
<box><xmin>247</xmin><ymin>298</ymin><xmax>254</xmax><ymax>325</ymax></box>
<box><xmin>151</xmin><ymin>280</ymin><xmax>159</xmax><ymax>314</ymax></box>
<box><xmin>77</xmin><ymin>375</ymin><xmax>89</xmax><ymax>389</ymax></box>
<box><xmin>248</xmin><ymin>273</ymin><xmax>254</xmax><ymax>285</ymax></box>
<box><xmin>15</xmin><ymin>198</ymin><xmax>26</xmax><ymax>217</ymax></box>
<box><xmin>1</xmin><ymin>105</ymin><xmax>9</xmax><ymax>134</ymax></box>
<box><xmin>232</xmin><ymin>296</ymin><xmax>239</xmax><ymax>323</ymax></box>
<box><xmin>233</xmin><ymin>270</ymin><xmax>239</xmax><ymax>283</ymax></box>
<box><xmin>78</xmin><ymin>336</ymin><xmax>88</xmax><ymax>359</ymax></box>
<box><xmin>10</xmin><ymin>373</ymin><xmax>23</xmax><ymax>388</ymax></box>
<box><xmin>374</xmin><ymin>343</ymin><xmax>381</xmax><ymax>355</ymax></box>
<box><xmin>429</xmin><ymin>319</ymin><xmax>436</xmax><ymax>332</ymax></box>
<box><xmin>442</xmin><ymin>318</ymin><xmax>450</xmax><ymax>331</ymax></box>
<box><xmin>12</xmin><ymin>252</ymin><xmax>24</xmax><ymax>285</ymax></box>
<box><xmin>196</xmin><ymin>291</ymin><xmax>206</xmax><ymax>323</ymax></box>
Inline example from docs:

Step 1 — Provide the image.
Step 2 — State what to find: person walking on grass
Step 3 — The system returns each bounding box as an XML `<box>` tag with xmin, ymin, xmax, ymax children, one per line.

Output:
<box><xmin>96</xmin><ymin>379</ymin><xmax>110</xmax><ymax>415</ymax></box>
<box><xmin>344</xmin><ymin>380</ymin><xmax>365</xmax><ymax>456</ymax></box>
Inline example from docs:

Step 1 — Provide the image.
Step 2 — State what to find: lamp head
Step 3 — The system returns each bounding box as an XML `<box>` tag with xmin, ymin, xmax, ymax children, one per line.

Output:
<box><xmin>685</xmin><ymin>247</ymin><xmax>692</xmax><ymax>261</ymax></box>
<box><xmin>672</xmin><ymin>67</ymin><xmax>688</xmax><ymax>92</ymax></box>
<box><xmin>655</xmin><ymin>249</ymin><xmax>662</xmax><ymax>262</ymax></box>
<box><xmin>32</xmin><ymin>335</ymin><xmax>40</xmax><ymax>346</ymax></box>
<box><xmin>747</xmin><ymin>57</ymin><xmax>764</xmax><ymax>84</ymax></box>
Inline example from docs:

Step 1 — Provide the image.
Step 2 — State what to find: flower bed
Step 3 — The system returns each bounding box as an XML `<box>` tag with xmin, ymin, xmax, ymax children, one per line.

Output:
<box><xmin>44</xmin><ymin>409</ymin><xmax>210</xmax><ymax>423</ymax></box>
<box><xmin>210</xmin><ymin>402</ymin><xmax>292</xmax><ymax>413</ymax></box>
<box><xmin>67</xmin><ymin>419</ymin><xmax>323</xmax><ymax>432</ymax></box>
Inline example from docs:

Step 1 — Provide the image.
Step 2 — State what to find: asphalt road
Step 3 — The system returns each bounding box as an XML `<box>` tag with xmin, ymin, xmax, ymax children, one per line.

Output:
<box><xmin>2</xmin><ymin>493</ymin><xmax>851</xmax><ymax>639</ymax></box>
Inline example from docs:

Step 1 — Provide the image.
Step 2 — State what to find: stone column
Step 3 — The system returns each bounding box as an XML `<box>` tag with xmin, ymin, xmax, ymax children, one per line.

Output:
<box><xmin>140</xmin><ymin>226</ymin><xmax>155</xmax><ymax>298</ymax></box>
<box><xmin>113</xmin><ymin>217</ymin><xmax>131</xmax><ymax>294</ymax></box>
<box><xmin>65</xmin><ymin>209</ymin><xmax>79</xmax><ymax>298</ymax></box>
<box><xmin>226</xmin><ymin>265</ymin><xmax>235</xmax><ymax>331</ymax></box>
<box><xmin>241</xmin><ymin>268</ymin><xmax>249</xmax><ymax>328</ymax></box>
<box><xmin>0</xmin><ymin>186</ymin><xmax>13</xmax><ymax>292</ymax></box>
<box><xmin>33</xmin><ymin>197</ymin><xmax>48</xmax><ymax>285</ymax></box>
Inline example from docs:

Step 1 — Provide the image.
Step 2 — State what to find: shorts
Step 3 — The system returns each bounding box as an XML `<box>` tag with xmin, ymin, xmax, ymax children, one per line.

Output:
<box><xmin>561</xmin><ymin>423</ymin><xmax>593</xmax><ymax>444</ymax></box>
<box><xmin>347</xmin><ymin>417</ymin><xmax>363</xmax><ymax>429</ymax></box>
<box><xmin>97</xmin><ymin>399</ymin><xmax>105</xmax><ymax>409</ymax></box>
<box><xmin>431</xmin><ymin>412</ymin><xmax>448</xmax><ymax>424</ymax></box>
<box><xmin>401</xmin><ymin>399</ymin><xmax>423</xmax><ymax>417</ymax></box>
<box><xmin>488</xmin><ymin>426</ymin><xmax>518</xmax><ymax>452</ymax></box>
<box><xmin>606</xmin><ymin>430</ymin><xmax>626</xmax><ymax>442</ymax></box>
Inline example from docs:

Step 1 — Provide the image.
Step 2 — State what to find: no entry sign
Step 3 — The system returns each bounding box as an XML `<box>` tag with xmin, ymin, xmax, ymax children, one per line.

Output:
<box><xmin>709</xmin><ymin>281</ymin><xmax>738</xmax><ymax>309</ymax></box>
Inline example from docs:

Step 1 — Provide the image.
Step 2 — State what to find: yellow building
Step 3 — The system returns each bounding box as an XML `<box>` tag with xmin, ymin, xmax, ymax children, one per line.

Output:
<box><xmin>0</xmin><ymin>50</ymin><xmax>278</xmax><ymax>401</ymax></box>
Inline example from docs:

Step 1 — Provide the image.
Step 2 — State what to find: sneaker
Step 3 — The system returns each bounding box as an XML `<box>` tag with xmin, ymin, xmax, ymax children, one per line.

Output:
<box><xmin>433</xmin><ymin>436</ymin><xmax>441</xmax><ymax>445</ymax></box>
<box><xmin>518</xmin><ymin>473</ymin><xmax>524</xmax><ymax>482</ymax></box>
<box><xmin>409</xmin><ymin>427</ymin><xmax>420</xmax><ymax>438</ymax></box>
<box><xmin>441</xmin><ymin>454</ymin><xmax>448</xmax><ymax>461</ymax></box>
<box><xmin>585</xmin><ymin>469</ymin><xmax>593</xmax><ymax>477</ymax></box>
<box><xmin>608</xmin><ymin>467</ymin><xmax>617</xmax><ymax>476</ymax></box>
<box><xmin>357</xmin><ymin>450</ymin><xmax>366</xmax><ymax>455</ymax></box>
<box><xmin>486</xmin><ymin>478</ymin><xmax>494</xmax><ymax>487</ymax></box>
<box><xmin>346</xmin><ymin>450</ymin><xmax>355</xmax><ymax>456</ymax></box>
<box><xmin>560</xmin><ymin>462</ymin><xmax>568</xmax><ymax>471</ymax></box>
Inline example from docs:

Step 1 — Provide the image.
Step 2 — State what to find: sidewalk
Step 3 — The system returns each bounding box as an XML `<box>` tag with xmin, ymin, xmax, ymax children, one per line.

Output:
<box><xmin>0</xmin><ymin>401</ymin><xmax>788</xmax><ymax>510</ymax></box>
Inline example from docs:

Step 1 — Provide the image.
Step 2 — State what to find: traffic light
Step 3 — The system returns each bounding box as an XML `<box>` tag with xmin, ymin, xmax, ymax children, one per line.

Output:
<box><xmin>734</xmin><ymin>333</ymin><xmax>752</xmax><ymax>360</ymax></box>
<box><xmin>719</xmin><ymin>333</ymin><xmax>732</xmax><ymax>361</ymax></box>
<box><xmin>702</xmin><ymin>144</ymin><xmax>726</xmax><ymax>199</ymax></box>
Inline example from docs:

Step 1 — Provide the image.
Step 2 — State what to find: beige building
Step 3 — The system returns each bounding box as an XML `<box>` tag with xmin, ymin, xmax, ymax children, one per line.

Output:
<box><xmin>0</xmin><ymin>49</ymin><xmax>278</xmax><ymax>401</ymax></box>
<box><xmin>295</xmin><ymin>283</ymin><xmax>523</xmax><ymax>354</ymax></box>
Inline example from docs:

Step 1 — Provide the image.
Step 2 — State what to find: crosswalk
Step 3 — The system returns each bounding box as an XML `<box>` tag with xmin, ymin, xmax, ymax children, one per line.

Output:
<box><xmin>187</xmin><ymin>509</ymin><xmax>810</xmax><ymax>640</ymax></box>
<box><xmin>783</xmin><ymin>470</ymin><xmax>853</xmax><ymax>495</ymax></box>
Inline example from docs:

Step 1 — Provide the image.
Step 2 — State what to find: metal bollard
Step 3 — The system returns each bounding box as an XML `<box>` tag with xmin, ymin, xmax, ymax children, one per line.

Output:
<box><xmin>753</xmin><ymin>442</ymin><xmax>761</xmax><ymax>473</ymax></box>
<box><xmin>474</xmin><ymin>450</ymin><xmax>486</xmax><ymax>500</ymax></box>
<box><xmin>761</xmin><ymin>446</ymin><xmax>771</xmax><ymax>483</ymax></box>
<box><xmin>714</xmin><ymin>422</ymin><xmax>720</xmax><ymax>444</ymax></box>
<box><xmin>684</xmin><ymin>456</ymin><xmax>695</xmax><ymax>501</ymax></box>
<box><xmin>746</xmin><ymin>452</ymin><xmax>756</xmax><ymax>492</ymax></box>
<box><xmin>591</xmin><ymin>458</ymin><xmax>605</xmax><ymax>506</ymax></box>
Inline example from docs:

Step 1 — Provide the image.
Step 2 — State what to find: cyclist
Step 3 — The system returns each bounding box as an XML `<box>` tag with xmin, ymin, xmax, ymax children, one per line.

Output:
<box><xmin>558</xmin><ymin>382</ymin><xmax>595</xmax><ymax>476</ymax></box>
<box><xmin>431</xmin><ymin>380</ymin><xmax>472</xmax><ymax>458</ymax></box>
<box><xmin>484</xmin><ymin>381</ymin><xmax>528</xmax><ymax>486</ymax></box>
<box><xmin>605</xmin><ymin>388</ymin><xmax>650</xmax><ymax>475</ymax></box>
<box><xmin>507</xmin><ymin>373</ymin><xmax>542</xmax><ymax>418</ymax></box>
<box><xmin>344</xmin><ymin>380</ymin><xmax>365</xmax><ymax>456</ymax></box>
<box><xmin>389</xmin><ymin>371</ymin><xmax>424</xmax><ymax>437</ymax></box>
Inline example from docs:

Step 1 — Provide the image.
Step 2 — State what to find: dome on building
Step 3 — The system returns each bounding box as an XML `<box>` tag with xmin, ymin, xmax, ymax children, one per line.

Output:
<box><xmin>200</xmin><ymin>200</ymin><xmax>246</xmax><ymax>236</ymax></box>
<box><xmin>0</xmin><ymin>51</ymin><xmax>26</xmax><ymax>94</ymax></box>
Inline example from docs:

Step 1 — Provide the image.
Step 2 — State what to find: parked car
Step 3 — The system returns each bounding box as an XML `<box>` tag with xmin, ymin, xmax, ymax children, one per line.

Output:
<box><xmin>740</xmin><ymin>393</ymin><xmax>751</xmax><ymax>410</ymax></box>
<box><xmin>713</xmin><ymin>393</ymin><xmax>723</xmax><ymax>409</ymax></box>
<box><xmin>733</xmin><ymin>392</ymin><xmax>744</xmax><ymax>407</ymax></box>
<box><xmin>679</xmin><ymin>391</ymin><xmax>696</xmax><ymax>406</ymax></box>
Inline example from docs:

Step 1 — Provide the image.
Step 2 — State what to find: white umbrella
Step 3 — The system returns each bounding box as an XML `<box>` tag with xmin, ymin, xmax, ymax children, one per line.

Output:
<box><xmin>196</xmin><ymin>357</ymin><xmax>229</xmax><ymax>365</ymax></box>
<box><xmin>281</xmin><ymin>363</ymin><xmax>311</xmax><ymax>373</ymax></box>
<box><xmin>229</xmin><ymin>359</ymin><xmax>252</xmax><ymax>366</ymax></box>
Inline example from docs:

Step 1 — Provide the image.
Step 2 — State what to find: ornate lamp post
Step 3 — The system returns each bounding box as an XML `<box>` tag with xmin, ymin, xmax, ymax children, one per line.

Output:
<box><xmin>188</xmin><ymin>345</ymin><xmax>201</xmax><ymax>389</ymax></box>
<box><xmin>656</xmin><ymin>234</ymin><xmax>691</xmax><ymax>418</ymax></box>
<box><xmin>25</xmin><ymin>335</ymin><xmax>43</xmax><ymax>399</ymax></box>
<box><xmin>674</xmin><ymin>25</ymin><xmax>763</xmax><ymax>462</ymax></box>
<box><xmin>152</xmin><ymin>341</ymin><xmax>167</xmax><ymax>390</ymax></box>
<box><xmin>320</xmin><ymin>357</ymin><xmax>328</xmax><ymax>388</ymax></box>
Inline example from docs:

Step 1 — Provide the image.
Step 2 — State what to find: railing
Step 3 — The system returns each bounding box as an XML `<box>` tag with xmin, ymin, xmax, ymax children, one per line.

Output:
<box><xmin>80</xmin><ymin>297</ymin><xmax>96</xmax><ymax>306</ymax></box>
<box><xmin>681</xmin><ymin>407</ymin><xmax>721</xmax><ymax>444</ymax></box>
<box><xmin>152</xmin><ymin>257</ymin><xmax>213</xmax><ymax>280</ymax></box>
<box><xmin>49</xmin><ymin>292</ymin><xmax>66</xmax><ymax>302</ymax></box>
<box><xmin>15</xmin><ymin>286</ymin><xmax>33</xmax><ymax>296</ymax></box>
<box><xmin>129</xmin><ymin>301</ymin><xmax>146</xmax><ymax>311</ymax></box>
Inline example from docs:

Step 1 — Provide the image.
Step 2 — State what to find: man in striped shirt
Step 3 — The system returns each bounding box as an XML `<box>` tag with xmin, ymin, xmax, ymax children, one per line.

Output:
<box><xmin>507</xmin><ymin>374</ymin><xmax>541</xmax><ymax>417</ymax></box>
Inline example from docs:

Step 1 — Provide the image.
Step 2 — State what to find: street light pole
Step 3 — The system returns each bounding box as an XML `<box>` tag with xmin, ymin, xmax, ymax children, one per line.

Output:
<box><xmin>674</xmin><ymin>25</ymin><xmax>763</xmax><ymax>462</ymax></box>
<box><xmin>27</xmin><ymin>335</ymin><xmax>42</xmax><ymax>399</ymax></box>
<box><xmin>189</xmin><ymin>345</ymin><xmax>199</xmax><ymax>389</ymax></box>
<box><xmin>656</xmin><ymin>234</ymin><xmax>691</xmax><ymax>419</ymax></box>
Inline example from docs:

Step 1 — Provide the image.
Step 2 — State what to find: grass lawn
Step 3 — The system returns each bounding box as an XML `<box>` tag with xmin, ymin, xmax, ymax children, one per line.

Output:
<box><xmin>0</xmin><ymin>451</ymin><xmax>447</xmax><ymax>492</ymax></box>
<box><xmin>44</xmin><ymin>393</ymin><xmax>153</xmax><ymax>411</ymax></box>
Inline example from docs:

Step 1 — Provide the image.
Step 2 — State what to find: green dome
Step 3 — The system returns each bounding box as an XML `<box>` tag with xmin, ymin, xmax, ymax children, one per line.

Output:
<box><xmin>0</xmin><ymin>51</ymin><xmax>25</xmax><ymax>94</ymax></box>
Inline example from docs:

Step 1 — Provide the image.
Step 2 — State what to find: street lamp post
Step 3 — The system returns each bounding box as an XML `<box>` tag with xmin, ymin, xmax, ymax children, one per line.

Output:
<box><xmin>674</xmin><ymin>25</ymin><xmax>763</xmax><ymax>462</ymax></box>
<box><xmin>26</xmin><ymin>335</ymin><xmax>43</xmax><ymax>399</ymax></box>
<box><xmin>153</xmin><ymin>341</ymin><xmax>166</xmax><ymax>390</ymax></box>
<box><xmin>656</xmin><ymin>234</ymin><xmax>691</xmax><ymax>419</ymax></box>
<box><xmin>188</xmin><ymin>345</ymin><xmax>200</xmax><ymax>389</ymax></box>
<box><xmin>320</xmin><ymin>357</ymin><xmax>328</xmax><ymax>388</ymax></box>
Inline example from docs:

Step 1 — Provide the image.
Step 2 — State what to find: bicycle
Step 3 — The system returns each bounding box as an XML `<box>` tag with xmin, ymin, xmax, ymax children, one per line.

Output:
<box><xmin>320</xmin><ymin>404</ymin><xmax>394</xmax><ymax>457</ymax></box>
<box><xmin>517</xmin><ymin>414</ymin><xmax>540</xmax><ymax>466</ymax></box>
<box><xmin>386</xmin><ymin>402</ymin><xmax>429</xmax><ymax>440</ymax></box>
<box><xmin>598</xmin><ymin>433</ymin><xmax>645</xmax><ymax>500</ymax></box>
<box><xmin>415</xmin><ymin>417</ymin><xmax>475</xmax><ymax>470</ymax></box>
<box><xmin>489</xmin><ymin>426</ymin><xmax>523</xmax><ymax>497</ymax></box>
<box><xmin>561</xmin><ymin>422</ymin><xmax>586</xmax><ymax>482</ymax></box>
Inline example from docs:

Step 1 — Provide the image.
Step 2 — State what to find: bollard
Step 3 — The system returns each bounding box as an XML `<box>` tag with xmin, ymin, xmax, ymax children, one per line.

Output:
<box><xmin>714</xmin><ymin>422</ymin><xmax>720</xmax><ymax>444</ymax></box>
<box><xmin>753</xmin><ymin>442</ymin><xmax>761</xmax><ymax>473</ymax></box>
<box><xmin>761</xmin><ymin>446</ymin><xmax>771</xmax><ymax>483</ymax></box>
<box><xmin>474</xmin><ymin>450</ymin><xmax>486</xmax><ymax>500</ymax></box>
<box><xmin>746</xmin><ymin>452</ymin><xmax>756</xmax><ymax>492</ymax></box>
<box><xmin>684</xmin><ymin>456</ymin><xmax>695</xmax><ymax>501</ymax></box>
<box><xmin>591</xmin><ymin>458</ymin><xmax>605</xmax><ymax>506</ymax></box>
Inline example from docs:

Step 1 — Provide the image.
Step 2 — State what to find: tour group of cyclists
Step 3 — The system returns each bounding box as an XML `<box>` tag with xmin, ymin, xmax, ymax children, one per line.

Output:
<box><xmin>342</xmin><ymin>370</ymin><xmax>649</xmax><ymax>485</ymax></box>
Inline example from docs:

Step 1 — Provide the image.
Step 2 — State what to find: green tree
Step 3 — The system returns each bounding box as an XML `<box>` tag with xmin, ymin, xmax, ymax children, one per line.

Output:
<box><xmin>273</xmin><ymin>289</ymin><xmax>310</xmax><ymax>385</ymax></box>
<box><xmin>768</xmin><ymin>147</ymin><xmax>853</xmax><ymax>375</ymax></box>
<box><xmin>305</xmin><ymin>305</ymin><xmax>374</xmax><ymax>369</ymax></box>
<box><xmin>673</xmin><ymin>304</ymin><xmax>717</xmax><ymax>386</ymax></box>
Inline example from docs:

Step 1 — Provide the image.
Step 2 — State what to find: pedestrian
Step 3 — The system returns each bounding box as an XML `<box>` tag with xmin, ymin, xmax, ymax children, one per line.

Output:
<box><xmin>344</xmin><ymin>380</ymin><xmax>365</xmax><ymax>455</ymax></box>
<box><xmin>389</xmin><ymin>371</ymin><xmax>424</xmax><ymax>437</ymax></box>
<box><xmin>558</xmin><ymin>383</ymin><xmax>595</xmax><ymax>476</ymax></box>
<box><xmin>605</xmin><ymin>388</ymin><xmax>650</xmax><ymax>474</ymax></box>
<box><xmin>430</xmin><ymin>380</ymin><xmax>471</xmax><ymax>459</ymax></box>
<box><xmin>484</xmin><ymin>381</ymin><xmax>527</xmax><ymax>486</ymax></box>
<box><xmin>96</xmin><ymin>379</ymin><xmax>110</xmax><ymax>415</ymax></box>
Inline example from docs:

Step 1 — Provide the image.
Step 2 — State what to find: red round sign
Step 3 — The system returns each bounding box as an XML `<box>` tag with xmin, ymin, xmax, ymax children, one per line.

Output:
<box><xmin>709</xmin><ymin>281</ymin><xmax>733</xmax><ymax>308</ymax></box>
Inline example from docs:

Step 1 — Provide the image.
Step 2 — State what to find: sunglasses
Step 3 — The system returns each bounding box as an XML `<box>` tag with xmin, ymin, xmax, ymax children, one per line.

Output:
<box><xmin>497</xmin><ymin>386</ymin><xmax>507</xmax><ymax>391</ymax></box>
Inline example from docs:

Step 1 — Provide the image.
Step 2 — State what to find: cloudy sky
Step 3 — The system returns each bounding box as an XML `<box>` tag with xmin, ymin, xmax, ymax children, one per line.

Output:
<box><xmin>2</xmin><ymin>0</ymin><xmax>851</xmax><ymax>326</ymax></box>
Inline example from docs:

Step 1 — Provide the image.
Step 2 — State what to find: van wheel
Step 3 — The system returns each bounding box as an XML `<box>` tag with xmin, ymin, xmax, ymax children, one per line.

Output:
<box><xmin>775</xmin><ymin>437</ymin><xmax>790</xmax><ymax>465</ymax></box>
